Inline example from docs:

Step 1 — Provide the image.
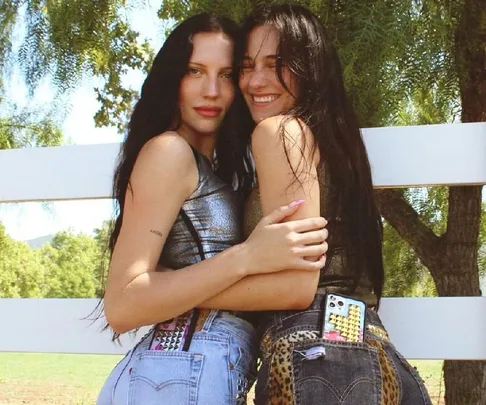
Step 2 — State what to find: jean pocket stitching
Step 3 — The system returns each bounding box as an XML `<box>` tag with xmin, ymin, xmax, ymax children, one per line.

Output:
<box><xmin>293</xmin><ymin>340</ymin><xmax>382</xmax><ymax>405</ymax></box>
<box><xmin>297</xmin><ymin>375</ymin><xmax>377</xmax><ymax>402</ymax></box>
<box><xmin>128</xmin><ymin>351</ymin><xmax>204</xmax><ymax>405</ymax></box>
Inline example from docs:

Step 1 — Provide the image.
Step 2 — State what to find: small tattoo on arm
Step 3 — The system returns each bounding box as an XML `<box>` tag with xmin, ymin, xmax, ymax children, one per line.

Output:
<box><xmin>150</xmin><ymin>229</ymin><xmax>164</xmax><ymax>238</ymax></box>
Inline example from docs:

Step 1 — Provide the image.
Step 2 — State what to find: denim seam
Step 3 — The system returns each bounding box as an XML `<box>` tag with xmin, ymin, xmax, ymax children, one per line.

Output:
<box><xmin>390</xmin><ymin>345</ymin><xmax>432</xmax><ymax>405</ymax></box>
<box><xmin>382</xmin><ymin>344</ymin><xmax>403</xmax><ymax>403</ymax></box>
<box><xmin>190</xmin><ymin>353</ymin><xmax>204</xmax><ymax>404</ymax></box>
<box><xmin>367</xmin><ymin>342</ymin><xmax>382</xmax><ymax>404</ymax></box>
<box><xmin>112</xmin><ymin>328</ymin><xmax>153</xmax><ymax>402</ymax></box>
<box><xmin>275</xmin><ymin>325</ymin><xmax>317</xmax><ymax>340</ymax></box>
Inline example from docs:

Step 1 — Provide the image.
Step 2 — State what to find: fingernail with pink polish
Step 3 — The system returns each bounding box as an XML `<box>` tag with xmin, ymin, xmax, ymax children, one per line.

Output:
<box><xmin>289</xmin><ymin>199</ymin><xmax>305</xmax><ymax>208</ymax></box>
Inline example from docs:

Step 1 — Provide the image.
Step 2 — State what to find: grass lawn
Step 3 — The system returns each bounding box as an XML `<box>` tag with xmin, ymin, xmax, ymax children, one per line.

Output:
<box><xmin>0</xmin><ymin>353</ymin><xmax>444</xmax><ymax>404</ymax></box>
<box><xmin>0</xmin><ymin>353</ymin><xmax>122</xmax><ymax>405</ymax></box>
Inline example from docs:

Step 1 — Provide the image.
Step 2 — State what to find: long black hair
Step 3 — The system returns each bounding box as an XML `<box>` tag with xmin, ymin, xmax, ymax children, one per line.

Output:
<box><xmin>92</xmin><ymin>13</ymin><xmax>253</xmax><ymax>337</ymax></box>
<box><xmin>238</xmin><ymin>4</ymin><xmax>385</xmax><ymax>301</ymax></box>
<box><xmin>109</xmin><ymin>13</ymin><xmax>253</xmax><ymax>258</ymax></box>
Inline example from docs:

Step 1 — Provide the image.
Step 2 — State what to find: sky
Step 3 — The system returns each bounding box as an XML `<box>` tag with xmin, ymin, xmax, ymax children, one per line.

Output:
<box><xmin>0</xmin><ymin>1</ymin><xmax>166</xmax><ymax>241</ymax></box>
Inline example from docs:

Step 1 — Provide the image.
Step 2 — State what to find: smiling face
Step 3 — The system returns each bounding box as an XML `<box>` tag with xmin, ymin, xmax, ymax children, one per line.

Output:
<box><xmin>238</xmin><ymin>25</ymin><xmax>298</xmax><ymax>123</ymax></box>
<box><xmin>178</xmin><ymin>32</ymin><xmax>235</xmax><ymax>138</ymax></box>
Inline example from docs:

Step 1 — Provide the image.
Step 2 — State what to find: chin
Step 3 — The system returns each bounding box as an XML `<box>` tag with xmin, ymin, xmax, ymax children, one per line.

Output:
<box><xmin>195</xmin><ymin>125</ymin><xmax>220</xmax><ymax>136</ymax></box>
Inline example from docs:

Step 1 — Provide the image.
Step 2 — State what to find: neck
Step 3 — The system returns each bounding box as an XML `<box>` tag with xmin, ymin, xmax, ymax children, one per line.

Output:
<box><xmin>176</xmin><ymin>126</ymin><xmax>216</xmax><ymax>162</ymax></box>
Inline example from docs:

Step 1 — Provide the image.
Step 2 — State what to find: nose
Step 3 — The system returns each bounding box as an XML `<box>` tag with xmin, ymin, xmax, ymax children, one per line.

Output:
<box><xmin>203</xmin><ymin>75</ymin><xmax>220</xmax><ymax>99</ymax></box>
<box><xmin>246</xmin><ymin>67</ymin><xmax>266</xmax><ymax>90</ymax></box>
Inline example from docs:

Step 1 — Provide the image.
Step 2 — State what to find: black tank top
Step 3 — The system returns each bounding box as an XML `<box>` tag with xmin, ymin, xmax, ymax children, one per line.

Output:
<box><xmin>159</xmin><ymin>147</ymin><xmax>243</xmax><ymax>269</ymax></box>
<box><xmin>244</xmin><ymin>169</ymin><xmax>377</xmax><ymax>307</ymax></box>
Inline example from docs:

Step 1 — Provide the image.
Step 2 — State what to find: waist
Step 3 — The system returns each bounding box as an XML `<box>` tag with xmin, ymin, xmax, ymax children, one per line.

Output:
<box><xmin>195</xmin><ymin>309</ymin><xmax>256</xmax><ymax>343</ymax></box>
<box><xmin>257</xmin><ymin>291</ymin><xmax>388</xmax><ymax>343</ymax></box>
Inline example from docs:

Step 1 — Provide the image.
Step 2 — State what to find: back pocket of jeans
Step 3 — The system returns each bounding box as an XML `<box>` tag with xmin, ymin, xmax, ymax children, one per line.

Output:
<box><xmin>292</xmin><ymin>340</ymin><xmax>382</xmax><ymax>405</ymax></box>
<box><xmin>128</xmin><ymin>351</ymin><xmax>204</xmax><ymax>405</ymax></box>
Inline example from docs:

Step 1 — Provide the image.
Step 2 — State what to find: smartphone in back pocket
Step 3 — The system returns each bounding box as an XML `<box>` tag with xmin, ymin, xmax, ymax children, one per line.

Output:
<box><xmin>321</xmin><ymin>293</ymin><xmax>366</xmax><ymax>343</ymax></box>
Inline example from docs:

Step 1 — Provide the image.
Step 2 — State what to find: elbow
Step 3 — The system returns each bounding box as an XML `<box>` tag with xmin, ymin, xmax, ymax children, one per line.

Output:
<box><xmin>107</xmin><ymin>316</ymin><xmax>131</xmax><ymax>336</ymax></box>
<box><xmin>104</xmin><ymin>295</ymin><xmax>132</xmax><ymax>335</ymax></box>
<box><xmin>286</xmin><ymin>273</ymin><xmax>319</xmax><ymax>310</ymax></box>
<box><xmin>292</xmin><ymin>290</ymin><xmax>315</xmax><ymax>310</ymax></box>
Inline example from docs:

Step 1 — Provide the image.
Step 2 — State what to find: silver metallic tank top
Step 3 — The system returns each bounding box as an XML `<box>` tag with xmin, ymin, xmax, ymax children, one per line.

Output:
<box><xmin>159</xmin><ymin>147</ymin><xmax>243</xmax><ymax>269</ymax></box>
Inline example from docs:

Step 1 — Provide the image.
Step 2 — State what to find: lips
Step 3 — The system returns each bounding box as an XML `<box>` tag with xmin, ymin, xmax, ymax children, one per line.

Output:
<box><xmin>194</xmin><ymin>106</ymin><xmax>222</xmax><ymax>118</ymax></box>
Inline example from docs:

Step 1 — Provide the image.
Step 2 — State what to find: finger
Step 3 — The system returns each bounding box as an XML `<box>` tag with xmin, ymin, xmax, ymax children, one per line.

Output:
<box><xmin>296</xmin><ymin>242</ymin><xmax>328</xmax><ymax>258</ymax></box>
<box><xmin>289</xmin><ymin>217</ymin><xmax>328</xmax><ymax>233</ymax></box>
<box><xmin>293</xmin><ymin>229</ymin><xmax>329</xmax><ymax>245</ymax></box>
<box><xmin>261</xmin><ymin>200</ymin><xmax>305</xmax><ymax>225</ymax></box>
<box><xmin>294</xmin><ymin>255</ymin><xmax>327</xmax><ymax>271</ymax></box>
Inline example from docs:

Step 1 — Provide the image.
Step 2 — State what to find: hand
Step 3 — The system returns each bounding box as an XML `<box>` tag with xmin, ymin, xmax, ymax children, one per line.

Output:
<box><xmin>241</xmin><ymin>200</ymin><xmax>328</xmax><ymax>276</ymax></box>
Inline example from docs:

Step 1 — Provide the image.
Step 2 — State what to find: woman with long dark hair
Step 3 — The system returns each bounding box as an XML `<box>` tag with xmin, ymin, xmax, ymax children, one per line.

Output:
<box><xmin>96</xmin><ymin>12</ymin><xmax>328</xmax><ymax>405</ymax></box>
<box><xmin>237</xmin><ymin>4</ymin><xmax>433</xmax><ymax>405</ymax></box>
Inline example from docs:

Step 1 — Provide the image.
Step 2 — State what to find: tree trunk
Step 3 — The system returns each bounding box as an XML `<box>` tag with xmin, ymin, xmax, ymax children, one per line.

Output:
<box><xmin>377</xmin><ymin>0</ymin><xmax>486</xmax><ymax>403</ymax></box>
<box><xmin>442</xmin><ymin>0</ymin><xmax>486</xmax><ymax>403</ymax></box>
<box><xmin>376</xmin><ymin>186</ymin><xmax>485</xmax><ymax>405</ymax></box>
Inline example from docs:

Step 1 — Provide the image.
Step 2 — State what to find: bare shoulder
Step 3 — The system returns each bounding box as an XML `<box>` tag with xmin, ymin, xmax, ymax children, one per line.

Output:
<box><xmin>251</xmin><ymin>115</ymin><xmax>315</xmax><ymax>154</ymax></box>
<box><xmin>130</xmin><ymin>131</ymin><xmax>197</xmax><ymax>196</ymax></box>
<box><xmin>139</xmin><ymin>131</ymin><xmax>195</xmax><ymax>164</ymax></box>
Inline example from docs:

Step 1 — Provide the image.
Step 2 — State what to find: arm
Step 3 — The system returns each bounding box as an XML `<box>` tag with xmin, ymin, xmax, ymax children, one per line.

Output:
<box><xmin>199</xmin><ymin>117</ymin><xmax>324</xmax><ymax>311</ymax></box>
<box><xmin>104</xmin><ymin>133</ymin><xmax>248</xmax><ymax>333</ymax></box>
<box><xmin>104</xmin><ymin>132</ymin><xmax>324</xmax><ymax>334</ymax></box>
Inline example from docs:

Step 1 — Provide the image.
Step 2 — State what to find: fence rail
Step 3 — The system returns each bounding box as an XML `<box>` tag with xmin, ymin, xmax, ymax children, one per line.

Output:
<box><xmin>1</xmin><ymin>122</ymin><xmax>485</xmax><ymax>360</ymax></box>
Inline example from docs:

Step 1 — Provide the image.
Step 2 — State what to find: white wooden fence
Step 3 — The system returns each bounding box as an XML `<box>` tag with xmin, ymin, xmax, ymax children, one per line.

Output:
<box><xmin>0</xmin><ymin>122</ymin><xmax>485</xmax><ymax>360</ymax></box>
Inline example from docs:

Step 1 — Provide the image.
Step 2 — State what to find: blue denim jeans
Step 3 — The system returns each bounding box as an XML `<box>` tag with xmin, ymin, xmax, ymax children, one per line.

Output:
<box><xmin>97</xmin><ymin>310</ymin><xmax>257</xmax><ymax>405</ymax></box>
<box><xmin>254</xmin><ymin>293</ymin><xmax>432</xmax><ymax>405</ymax></box>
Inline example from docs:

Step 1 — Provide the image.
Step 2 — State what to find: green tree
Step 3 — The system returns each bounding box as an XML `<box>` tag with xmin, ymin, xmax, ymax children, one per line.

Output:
<box><xmin>0</xmin><ymin>223</ymin><xmax>45</xmax><ymax>297</ymax></box>
<box><xmin>40</xmin><ymin>230</ymin><xmax>99</xmax><ymax>298</ymax></box>
<box><xmin>93</xmin><ymin>219</ymin><xmax>114</xmax><ymax>297</ymax></box>
<box><xmin>1</xmin><ymin>0</ymin><xmax>154</xmax><ymax>132</ymax></box>
<box><xmin>0</xmin><ymin>111</ymin><xmax>63</xmax><ymax>149</ymax></box>
<box><xmin>1</xmin><ymin>0</ymin><xmax>485</xmax><ymax>402</ymax></box>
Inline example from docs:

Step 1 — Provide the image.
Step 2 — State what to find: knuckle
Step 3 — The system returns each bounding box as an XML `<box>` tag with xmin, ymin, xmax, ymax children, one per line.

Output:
<box><xmin>290</xmin><ymin>246</ymin><xmax>300</xmax><ymax>256</ymax></box>
<box><xmin>286</xmin><ymin>232</ymin><xmax>297</xmax><ymax>245</ymax></box>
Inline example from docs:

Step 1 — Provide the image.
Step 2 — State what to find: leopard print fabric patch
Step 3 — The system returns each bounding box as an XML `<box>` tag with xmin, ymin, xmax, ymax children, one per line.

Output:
<box><xmin>365</xmin><ymin>337</ymin><xmax>400</xmax><ymax>405</ymax></box>
<box><xmin>262</xmin><ymin>330</ymin><xmax>319</xmax><ymax>405</ymax></box>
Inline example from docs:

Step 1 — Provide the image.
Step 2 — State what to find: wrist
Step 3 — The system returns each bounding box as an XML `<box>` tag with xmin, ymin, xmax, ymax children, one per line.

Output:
<box><xmin>230</xmin><ymin>242</ymin><xmax>252</xmax><ymax>278</ymax></box>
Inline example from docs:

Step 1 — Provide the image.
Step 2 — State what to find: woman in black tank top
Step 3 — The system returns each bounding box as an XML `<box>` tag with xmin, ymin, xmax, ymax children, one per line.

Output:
<box><xmin>235</xmin><ymin>4</ymin><xmax>433</xmax><ymax>405</ymax></box>
<box><xmin>96</xmin><ymin>13</ymin><xmax>328</xmax><ymax>405</ymax></box>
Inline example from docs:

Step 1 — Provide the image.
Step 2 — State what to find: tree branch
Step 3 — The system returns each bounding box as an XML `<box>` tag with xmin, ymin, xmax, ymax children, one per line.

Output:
<box><xmin>374</xmin><ymin>189</ymin><xmax>443</xmax><ymax>269</ymax></box>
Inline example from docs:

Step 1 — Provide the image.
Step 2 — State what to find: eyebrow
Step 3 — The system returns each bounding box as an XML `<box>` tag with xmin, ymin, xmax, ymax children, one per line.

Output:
<box><xmin>242</xmin><ymin>55</ymin><xmax>279</xmax><ymax>62</ymax></box>
<box><xmin>188</xmin><ymin>62</ymin><xmax>233</xmax><ymax>70</ymax></box>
